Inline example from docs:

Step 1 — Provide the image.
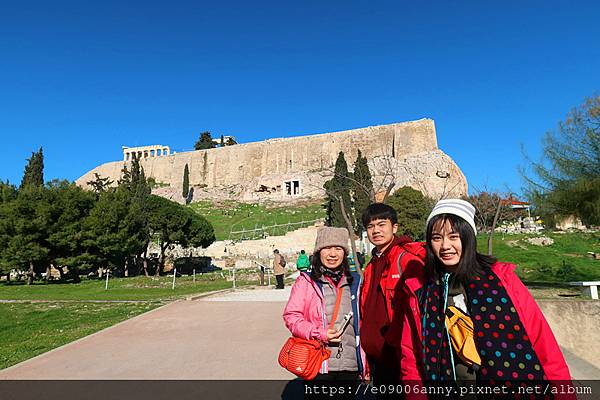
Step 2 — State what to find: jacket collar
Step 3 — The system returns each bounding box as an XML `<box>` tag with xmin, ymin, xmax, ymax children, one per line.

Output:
<box><xmin>371</xmin><ymin>235</ymin><xmax>412</xmax><ymax>258</ymax></box>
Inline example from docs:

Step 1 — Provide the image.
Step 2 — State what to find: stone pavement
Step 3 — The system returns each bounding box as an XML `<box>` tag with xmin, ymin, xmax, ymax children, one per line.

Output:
<box><xmin>0</xmin><ymin>285</ymin><xmax>598</xmax><ymax>380</ymax></box>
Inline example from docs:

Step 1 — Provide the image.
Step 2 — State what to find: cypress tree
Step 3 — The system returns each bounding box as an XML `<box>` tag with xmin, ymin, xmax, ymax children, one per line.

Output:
<box><xmin>352</xmin><ymin>150</ymin><xmax>374</xmax><ymax>234</ymax></box>
<box><xmin>130</xmin><ymin>154</ymin><xmax>142</xmax><ymax>189</ymax></box>
<box><xmin>324</xmin><ymin>152</ymin><xmax>354</xmax><ymax>228</ymax></box>
<box><xmin>182</xmin><ymin>164</ymin><xmax>190</xmax><ymax>199</ymax></box>
<box><xmin>19</xmin><ymin>147</ymin><xmax>44</xmax><ymax>190</ymax></box>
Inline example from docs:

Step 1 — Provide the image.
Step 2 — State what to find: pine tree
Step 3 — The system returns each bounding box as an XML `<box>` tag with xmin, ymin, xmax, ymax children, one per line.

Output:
<box><xmin>522</xmin><ymin>95</ymin><xmax>600</xmax><ymax>225</ymax></box>
<box><xmin>352</xmin><ymin>150</ymin><xmax>374</xmax><ymax>233</ymax></box>
<box><xmin>324</xmin><ymin>152</ymin><xmax>354</xmax><ymax>228</ymax></box>
<box><xmin>113</xmin><ymin>153</ymin><xmax>151</xmax><ymax>276</ymax></box>
<box><xmin>19</xmin><ymin>147</ymin><xmax>44</xmax><ymax>190</ymax></box>
<box><xmin>118</xmin><ymin>165</ymin><xmax>131</xmax><ymax>188</ymax></box>
<box><xmin>0</xmin><ymin>180</ymin><xmax>17</xmax><ymax>203</ymax></box>
<box><xmin>386</xmin><ymin>186</ymin><xmax>434</xmax><ymax>240</ymax></box>
<box><xmin>87</xmin><ymin>173</ymin><xmax>113</xmax><ymax>194</ymax></box>
<box><xmin>194</xmin><ymin>131</ymin><xmax>216</xmax><ymax>150</ymax></box>
<box><xmin>182</xmin><ymin>164</ymin><xmax>190</xmax><ymax>199</ymax></box>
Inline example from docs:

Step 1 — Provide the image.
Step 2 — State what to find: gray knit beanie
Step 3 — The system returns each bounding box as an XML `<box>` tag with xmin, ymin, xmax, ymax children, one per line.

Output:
<box><xmin>313</xmin><ymin>227</ymin><xmax>350</xmax><ymax>254</ymax></box>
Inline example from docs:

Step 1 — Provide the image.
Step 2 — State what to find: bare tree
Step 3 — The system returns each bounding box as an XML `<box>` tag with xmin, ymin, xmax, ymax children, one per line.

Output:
<box><xmin>467</xmin><ymin>185</ymin><xmax>522</xmax><ymax>255</ymax></box>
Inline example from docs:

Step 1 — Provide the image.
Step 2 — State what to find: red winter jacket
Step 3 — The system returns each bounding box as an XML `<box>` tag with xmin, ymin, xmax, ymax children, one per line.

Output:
<box><xmin>398</xmin><ymin>261</ymin><xmax>572</xmax><ymax>387</ymax></box>
<box><xmin>359</xmin><ymin>238</ymin><xmax>425</xmax><ymax>371</ymax></box>
<box><xmin>360</xmin><ymin>240</ymin><xmax>426</xmax><ymax>324</ymax></box>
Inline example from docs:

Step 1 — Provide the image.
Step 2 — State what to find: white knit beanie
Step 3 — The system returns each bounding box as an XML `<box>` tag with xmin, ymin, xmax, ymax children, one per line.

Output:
<box><xmin>426</xmin><ymin>199</ymin><xmax>477</xmax><ymax>235</ymax></box>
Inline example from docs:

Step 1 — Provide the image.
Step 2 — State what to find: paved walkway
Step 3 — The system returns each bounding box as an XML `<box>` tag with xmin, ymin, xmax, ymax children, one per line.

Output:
<box><xmin>0</xmin><ymin>286</ymin><xmax>295</xmax><ymax>380</ymax></box>
<box><xmin>0</xmin><ymin>284</ymin><xmax>598</xmax><ymax>380</ymax></box>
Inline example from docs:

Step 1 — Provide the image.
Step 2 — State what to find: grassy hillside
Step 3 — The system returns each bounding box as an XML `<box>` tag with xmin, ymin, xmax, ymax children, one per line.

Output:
<box><xmin>478</xmin><ymin>232</ymin><xmax>600</xmax><ymax>283</ymax></box>
<box><xmin>189</xmin><ymin>200</ymin><xmax>325</xmax><ymax>241</ymax></box>
<box><xmin>187</xmin><ymin>200</ymin><xmax>600</xmax><ymax>283</ymax></box>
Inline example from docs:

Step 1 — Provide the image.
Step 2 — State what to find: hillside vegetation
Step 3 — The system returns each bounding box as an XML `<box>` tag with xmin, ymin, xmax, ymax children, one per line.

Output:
<box><xmin>478</xmin><ymin>232</ymin><xmax>600</xmax><ymax>283</ymax></box>
<box><xmin>189</xmin><ymin>201</ymin><xmax>325</xmax><ymax>241</ymax></box>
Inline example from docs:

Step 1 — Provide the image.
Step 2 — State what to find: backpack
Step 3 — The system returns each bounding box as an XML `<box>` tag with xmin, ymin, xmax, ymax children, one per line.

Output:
<box><xmin>280</xmin><ymin>255</ymin><xmax>286</xmax><ymax>268</ymax></box>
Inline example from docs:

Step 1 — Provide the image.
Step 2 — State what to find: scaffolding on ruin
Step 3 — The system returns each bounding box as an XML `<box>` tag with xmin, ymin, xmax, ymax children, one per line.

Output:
<box><xmin>228</xmin><ymin>218</ymin><xmax>323</xmax><ymax>241</ymax></box>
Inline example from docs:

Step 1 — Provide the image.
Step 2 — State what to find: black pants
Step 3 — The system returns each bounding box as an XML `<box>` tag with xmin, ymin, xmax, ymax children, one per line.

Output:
<box><xmin>313</xmin><ymin>370</ymin><xmax>359</xmax><ymax>381</ymax></box>
<box><xmin>276</xmin><ymin>274</ymin><xmax>284</xmax><ymax>289</ymax></box>
<box><xmin>367</xmin><ymin>357</ymin><xmax>399</xmax><ymax>385</ymax></box>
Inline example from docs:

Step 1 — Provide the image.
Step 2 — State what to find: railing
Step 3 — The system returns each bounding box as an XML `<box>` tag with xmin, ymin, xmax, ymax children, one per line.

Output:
<box><xmin>252</xmin><ymin>260</ymin><xmax>272</xmax><ymax>286</ymax></box>
<box><xmin>228</xmin><ymin>218</ymin><xmax>323</xmax><ymax>241</ymax></box>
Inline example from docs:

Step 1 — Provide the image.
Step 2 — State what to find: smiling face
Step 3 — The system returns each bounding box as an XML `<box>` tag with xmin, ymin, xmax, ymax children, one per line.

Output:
<box><xmin>366</xmin><ymin>218</ymin><xmax>398</xmax><ymax>252</ymax></box>
<box><xmin>430</xmin><ymin>219</ymin><xmax>463</xmax><ymax>270</ymax></box>
<box><xmin>319</xmin><ymin>246</ymin><xmax>346</xmax><ymax>269</ymax></box>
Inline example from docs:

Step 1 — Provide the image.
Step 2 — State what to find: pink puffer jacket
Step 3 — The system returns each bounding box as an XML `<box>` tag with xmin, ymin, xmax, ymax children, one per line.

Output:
<box><xmin>283</xmin><ymin>272</ymin><xmax>366</xmax><ymax>376</ymax></box>
<box><xmin>283</xmin><ymin>273</ymin><xmax>329</xmax><ymax>342</ymax></box>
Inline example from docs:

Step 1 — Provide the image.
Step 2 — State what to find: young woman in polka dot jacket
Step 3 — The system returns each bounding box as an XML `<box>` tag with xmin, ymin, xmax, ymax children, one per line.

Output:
<box><xmin>395</xmin><ymin>199</ymin><xmax>571</xmax><ymax>390</ymax></box>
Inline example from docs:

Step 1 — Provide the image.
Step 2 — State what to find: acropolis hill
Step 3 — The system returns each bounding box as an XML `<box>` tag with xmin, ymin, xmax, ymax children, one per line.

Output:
<box><xmin>76</xmin><ymin>119</ymin><xmax>468</xmax><ymax>203</ymax></box>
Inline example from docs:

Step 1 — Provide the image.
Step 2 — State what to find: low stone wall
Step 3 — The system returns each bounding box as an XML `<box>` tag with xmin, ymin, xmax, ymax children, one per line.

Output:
<box><xmin>537</xmin><ymin>300</ymin><xmax>600</xmax><ymax>376</ymax></box>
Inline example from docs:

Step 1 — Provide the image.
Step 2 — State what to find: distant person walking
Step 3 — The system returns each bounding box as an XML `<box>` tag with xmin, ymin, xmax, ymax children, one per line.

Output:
<box><xmin>273</xmin><ymin>249</ymin><xmax>286</xmax><ymax>289</ymax></box>
<box><xmin>296</xmin><ymin>250</ymin><xmax>311</xmax><ymax>272</ymax></box>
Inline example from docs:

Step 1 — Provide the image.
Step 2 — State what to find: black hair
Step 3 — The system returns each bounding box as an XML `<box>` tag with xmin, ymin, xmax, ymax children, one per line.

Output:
<box><xmin>310</xmin><ymin>249</ymin><xmax>353</xmax><ymax>285</ymax></box>
<box><xmin>361</xmin><ymin>203</ymin><xmax>398</xmax><ymax>228</ymax></box>
<box><xmin>425</xmin><ymin>213</ymin><xmax>497</xmax><ymax>283</ymax></box>
<box><xmin>300</xmin><ymin>250</ymin><xmax>305</xmax><ymax>254</ymax></box>
<box><xmin>273</xmin><ymin>249</ymin><xmax>279</xmax><ymax>253</ymax></box>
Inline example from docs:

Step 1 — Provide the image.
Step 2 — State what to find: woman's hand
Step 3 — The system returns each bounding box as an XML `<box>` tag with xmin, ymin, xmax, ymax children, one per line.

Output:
<box><xmin>326</xmin><ymin>328</ymin><xmax>343</xmax><ymax>343</ymax></box>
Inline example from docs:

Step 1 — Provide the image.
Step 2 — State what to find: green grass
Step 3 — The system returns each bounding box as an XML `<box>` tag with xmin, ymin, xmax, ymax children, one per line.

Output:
<box><xmin>0</xmin><ymin>274</ymin><xmax>252</xmax><ymax>301</ymax></box>
<box><xmin>189</xmin><ymin>200</ymin><xmax>325</xmax><ymax>240</ymax></box>
<box><xmin>477</xmin><ymin>232</ymin><xmax>600</xmax><ymax>283</ymax></box>
<box><xmin>0</xmin><ymin>301</ymin><xmax>161</xmax><ymax>369</ymax></box>
<box><xmin>0</xmin><ymin>273</ymin><xmax>259</xmax><ymax>370</ymax></box>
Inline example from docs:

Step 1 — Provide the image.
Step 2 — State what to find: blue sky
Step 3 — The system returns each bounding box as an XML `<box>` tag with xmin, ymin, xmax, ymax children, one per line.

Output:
<box><xmin>1</xmin><ymin>1</ymin><xmax>599</xmax><ymax>196</ymax></box>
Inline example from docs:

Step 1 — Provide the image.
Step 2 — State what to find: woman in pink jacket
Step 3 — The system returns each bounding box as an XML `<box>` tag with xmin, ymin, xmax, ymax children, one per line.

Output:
<box><xmin>283</xmin><ymin>226</ymin><xmax>365</xmax><ymax>381</ymax></box>
<box><xmin>398</xmin><ymin>199</ymin><xmax>571</xmax><ymax>390</ymax></box>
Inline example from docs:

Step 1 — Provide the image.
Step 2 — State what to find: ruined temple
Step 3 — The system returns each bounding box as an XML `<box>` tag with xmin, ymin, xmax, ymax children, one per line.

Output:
<box><xmin>76</xmin><ymin>118</ymin><xmax>468</xmax><ymax>203</ymax></box>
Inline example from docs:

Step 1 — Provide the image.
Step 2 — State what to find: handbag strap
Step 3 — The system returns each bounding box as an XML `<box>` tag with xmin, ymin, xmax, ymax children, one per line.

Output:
<box><xmin>328</xmin><ymin>286</ymin><xmax>344</xmax><ymax>330</ymax></box>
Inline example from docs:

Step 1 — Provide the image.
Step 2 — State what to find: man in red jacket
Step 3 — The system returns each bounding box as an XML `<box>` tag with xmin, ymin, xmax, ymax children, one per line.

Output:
<box><xmin>359</xmin><ymin>203</ymin><xmax>425</xmax><ymax>384</ymax></box>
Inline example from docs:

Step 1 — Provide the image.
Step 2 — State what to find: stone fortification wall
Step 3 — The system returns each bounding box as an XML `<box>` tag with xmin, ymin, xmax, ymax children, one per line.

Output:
<box><xmin>76</xmin><ymin>118</ymin><xmax>467</xmax><ymax>201</ymax></box>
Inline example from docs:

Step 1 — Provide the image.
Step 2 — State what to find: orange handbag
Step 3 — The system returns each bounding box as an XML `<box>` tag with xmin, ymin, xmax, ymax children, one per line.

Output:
<box><xmin>278</xmin><ymin>336</ymin><xmax>331</xmax><ymax>380</ymax></box>
<box><xmin>278</xmin><ymin>286</ymin><xmax>344</xmax><ymax>380</ymax></box>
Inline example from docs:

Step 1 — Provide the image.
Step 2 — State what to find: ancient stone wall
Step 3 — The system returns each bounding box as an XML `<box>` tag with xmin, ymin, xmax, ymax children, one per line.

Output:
<box><xmin>76</xmin><ymin>118</ymin><xmax>467</xmax><ymax>202</ymax></box>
